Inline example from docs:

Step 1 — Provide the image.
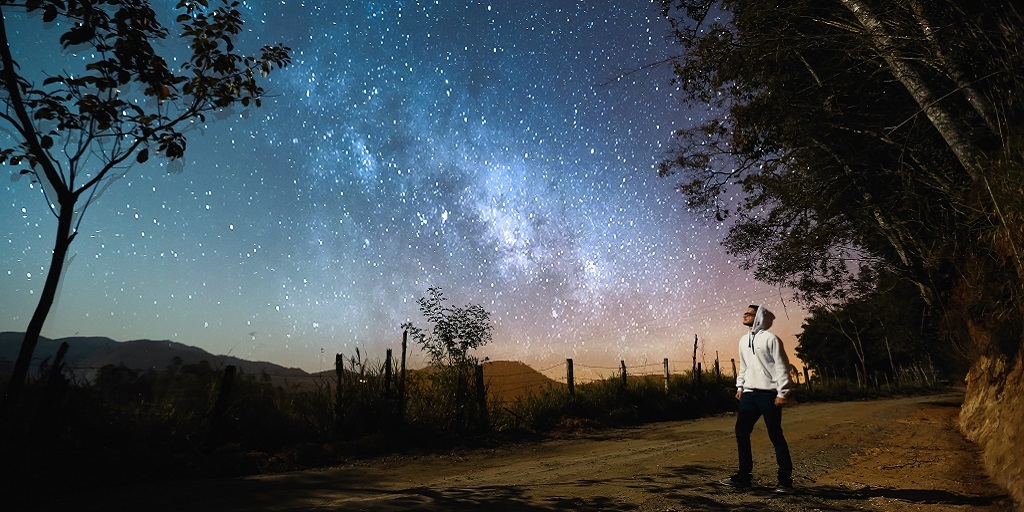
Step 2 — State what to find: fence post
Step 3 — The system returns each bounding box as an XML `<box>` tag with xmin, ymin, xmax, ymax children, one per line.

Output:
<box><xmin>731</xmin><ymin>358</ymin><xmax>737</xmax><ymax>379</ymax></box>
<box><xmin>384</xmin><ymin>348</ymin><xmax>393</xmax><ymax>398</ymax></box>
<box><xmin>620</xmin><ymin>360</ymin><xmax>627</xmax><ymax>388</ymax></box>
<box><xmin>714</xmin><ymin>352</ymin><xmax>721</xmax><ymax>379</ymax></box>
<box><xmin>475</xmin><ymin>364</ymin><xmax>489</xmax><ymax>433</ymax></box>
<box><xmin>566</xmin><ymin>358</ymin><xmax>575</xmax><ymax>396</ymax></box>
<box><xmin>696</xmin><ymin>362</ymin><xmax>702</xmax><ymax>386</ymax></box>
<box><xmin>663</xmin><ymin>358</ymin><xmax>670</xmax><ymax>393</ymax></box>
<box><xmin>692</xmin><ymin>334</ymin><xmax>698</xmax><ymax>373</ymax></box>
<box><xmin>335</xmin><ymin>353</ymin><xmax>344</xmax><ymax>438</ymax></box>
<box><xmin>399</xmin><ymin>329</ymin><xmax>408</xmax><ymax>421</ymax></box>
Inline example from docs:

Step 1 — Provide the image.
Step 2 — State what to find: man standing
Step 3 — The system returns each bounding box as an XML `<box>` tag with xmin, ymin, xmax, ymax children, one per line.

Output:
<box><xmin>724</xmin><ymin>304</ymin><xmax>794</xmax><ymax>493</ymax></box>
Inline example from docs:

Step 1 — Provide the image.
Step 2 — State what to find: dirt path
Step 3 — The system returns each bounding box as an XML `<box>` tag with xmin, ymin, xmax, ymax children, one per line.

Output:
<box><xmin>69</xmin><ymin>391</ymin><xmax>1012</xmax><ymax>512</ymax></box>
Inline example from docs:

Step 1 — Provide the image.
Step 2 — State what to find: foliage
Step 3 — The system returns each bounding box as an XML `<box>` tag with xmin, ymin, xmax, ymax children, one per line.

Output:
<box><xmin>334</xmin><ymin>347</ymin><xmax>400</xmax><ymax>439</ymax></box>
<box><xmin>658</xmin><ymin>0</ymin><xmax>1024</xmax><ymax>365</ymax></box>
<box><xmin>796</xmin><ymin>275</ymin><xmax>968</xmax><ymax>383</ymax></box>
<box><xmin>405</xmin><ymin>287</ymin><xmax>494</xmax><ymax>433</ymax></box>
<box><xmin>407</xmin><ymin>287</ymin><xmax>494</xmax><ymax>368</ymax></box>
<box><xmin>0</xmin><ymin>0</ymin><xmax>291</xmax><ymax>408</ymax></box>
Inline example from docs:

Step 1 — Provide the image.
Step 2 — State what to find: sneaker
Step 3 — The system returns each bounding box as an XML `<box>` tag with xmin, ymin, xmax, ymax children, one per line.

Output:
<box><xmin>773</xmin><ymin>483</ymin><xmax>794</xmax><ymax>494</ymax></box>
<box><xmin>720</xmin><ymin>475</ymin><xmax>751</xmax><ymax>488</ymax></box>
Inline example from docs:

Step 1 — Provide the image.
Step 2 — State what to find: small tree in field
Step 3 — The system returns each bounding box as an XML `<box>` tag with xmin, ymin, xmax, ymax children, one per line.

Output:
<box><xmin>0</xmin><ymin>0</ymin><xmax>290</xmax><ymax>414</ymax></box>
<box><xmin>406</xmin><ymin>287</ymin><xmax>493</xmax><ymax>432</ymax></box>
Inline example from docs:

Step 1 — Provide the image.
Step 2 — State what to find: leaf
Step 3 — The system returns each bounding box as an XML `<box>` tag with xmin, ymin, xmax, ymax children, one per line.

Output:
<box><xmin>60</xmin><ymin>26</ymin><xmax>95</xmax><ymax>48</ymax></box>
<box><xmin>39</xmin><ymin>135</ymin><xmax>54</xmax><ymax>149</ymax></box>
<box><xmin>42</xmin><ymin>5</ymin><xmax>58</xmax><ymax>23</ymax></box>
<box><xmin>136</xmin><ymin>149</ymin><xmax>149</xmax><ymax>163</ymax></box>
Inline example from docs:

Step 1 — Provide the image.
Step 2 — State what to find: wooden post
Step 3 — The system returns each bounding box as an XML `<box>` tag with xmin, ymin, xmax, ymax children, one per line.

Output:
<box><xmin>335</xmin><ymin>353</ymin><xmax>344</xmax><ymax>437</ymax></box>
<box><xmin>696</xmin><ymin>362</ymin><xmax>702</xmax><ymax>386</ymax></box>
<box><xmin>663</xmin><ymin>358</ymin><xmax>670</xmax><ymax>393</ymax></box>
<box><xmin>566</xmin><ymin>358</ymin><xmax>575</xmax><ymax>396</ymax></box>
<box><xmin>399</xmin><ymin>329</ymin><xmax>408</xmax><ymax>421</ymax></box>
<box><xmin>731</xmin><ymin>358</ymin><xmax>737</xmax><ymax>379</ymax></box>
<box><xmin>620</xmin><ymin>360</ymin><xmax>627</xmax><ymax>388</ymax></box>
<box><xmin>384</xmin><ymin>348</ymin><xmax>393</xmax><ymax>398</ymax></box>
<box><xmin>803</xmin><ymin>366</ymin><xmax>812</xmax><ymax>392</ymax></box>
<box><xmin>714</xmin><ymin>351</ymin><xmax>720</xmax><ymax>379</ymax></box>
<box><xmin>692</xmin><ymin>334</ymin><xmax>698</xmax><ymax>373</ymax></box>
<box><xmin>475</xmin><ymin>364</ymin><xmax>489</xmax><ymax>432</ymax></box>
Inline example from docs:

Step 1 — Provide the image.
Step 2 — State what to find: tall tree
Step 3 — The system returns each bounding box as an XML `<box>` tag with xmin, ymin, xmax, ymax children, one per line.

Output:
<box><xmin>658</xmin><ymin>0</ymin><xmax>1022</xmax><ymax>325</ymax></box>
<box><xmin>0</xmin><ymin>0</ymin><xmax>290</xmax><ymax>413</ymax></box>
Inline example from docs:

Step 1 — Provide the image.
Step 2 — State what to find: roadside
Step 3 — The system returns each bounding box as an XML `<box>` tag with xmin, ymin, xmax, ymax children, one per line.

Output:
<box><xmin>58</xmin><ymin>391</ymin><xmax>1013</xmax><ymax>512</ymax></box>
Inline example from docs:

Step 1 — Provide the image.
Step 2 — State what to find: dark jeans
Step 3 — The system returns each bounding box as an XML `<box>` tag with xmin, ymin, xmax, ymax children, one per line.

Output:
<box><xmin>735</xmin><ymin>389</ymin><xmax>793</xmax><ymax>485</ymax></box>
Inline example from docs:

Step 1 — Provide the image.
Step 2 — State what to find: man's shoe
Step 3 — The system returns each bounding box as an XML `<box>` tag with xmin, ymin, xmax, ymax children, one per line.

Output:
<box><xmin>721</xmin><ymin>475</ymin><xmax>751</xmax><ymax>488</ymax></box>
<box><xmin>773</xmin><ymin>483</ymin><xmax>794</xmax><ymax>494</ymax></box>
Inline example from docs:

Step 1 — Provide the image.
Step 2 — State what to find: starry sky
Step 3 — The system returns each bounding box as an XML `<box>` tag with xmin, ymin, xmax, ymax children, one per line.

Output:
<box><xmin>2</xmin><ymin>0</ymin><xmax>804</xmax><ymax>377</ymax></box>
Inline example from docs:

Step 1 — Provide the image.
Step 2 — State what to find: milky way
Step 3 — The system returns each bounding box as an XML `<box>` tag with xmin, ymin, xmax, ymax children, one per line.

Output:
<box><xmin>1</xmin><ymin>1</ymin><xmax>803</xmax><ymax>376</ymax></box>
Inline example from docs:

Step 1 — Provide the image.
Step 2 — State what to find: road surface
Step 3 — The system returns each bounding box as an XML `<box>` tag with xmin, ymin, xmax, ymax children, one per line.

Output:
<box><xmin>67</xmin><ymin>391</ymin><xmax>1012</xmax><ymax>512</ymax></box>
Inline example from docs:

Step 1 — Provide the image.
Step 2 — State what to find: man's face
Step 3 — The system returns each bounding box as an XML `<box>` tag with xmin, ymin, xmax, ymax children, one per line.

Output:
<box><xmin>742</xmin><ymin>307</ymin><xmax>756</xmax><ymax>327</ymax></box>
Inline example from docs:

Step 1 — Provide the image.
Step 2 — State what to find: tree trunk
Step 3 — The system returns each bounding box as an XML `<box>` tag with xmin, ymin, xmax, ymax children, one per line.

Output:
<box><xmin>2</xmin><ymin>195</ymin><xmax>76</xmax><ymax>417</ymax></box>
<box><xmin>838</xmin><ymin>0</ymin><xmax>984</xmax><ymax>180</ymax></box>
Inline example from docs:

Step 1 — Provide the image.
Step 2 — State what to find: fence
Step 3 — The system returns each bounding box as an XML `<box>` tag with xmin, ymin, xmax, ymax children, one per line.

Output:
<box><xmin>7</xmin><ymin>333</ymin><xmax>942</xmax><ymax>448</ymax></box>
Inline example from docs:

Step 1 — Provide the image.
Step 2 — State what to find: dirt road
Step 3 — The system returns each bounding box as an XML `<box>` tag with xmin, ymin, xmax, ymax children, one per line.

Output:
<box><xmin>70</xmin><ymin>392</ymin><xmax>1012</xmax><ymax>512</ymax></box>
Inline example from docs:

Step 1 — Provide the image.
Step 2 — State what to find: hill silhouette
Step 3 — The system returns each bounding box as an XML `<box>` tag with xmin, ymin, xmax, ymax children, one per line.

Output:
<box><xmin>0</xmin><ymin>332</ymin><xmax>312</xmax><ymax>387</ymax></box>
<box><xmin>482</xmin><ymin>360</ymin><xmax>564</xmax><ymax>403</ymax></box>
<box><xmin>0</xmin><ymin>333</ymin><xmax>560</xmax><ymax>400</ymax></box>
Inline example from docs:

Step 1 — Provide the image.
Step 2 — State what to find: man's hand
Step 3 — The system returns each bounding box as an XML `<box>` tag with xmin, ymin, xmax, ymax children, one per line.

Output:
<box><xmin>735</xmin><ymin>389</ymin><xmax>743</xmax><ymax>400</ymax></box>
<box><xmin>774</xmin><ymin>396</ymin><xmax>790</xmax><ymax>407</ymax></box>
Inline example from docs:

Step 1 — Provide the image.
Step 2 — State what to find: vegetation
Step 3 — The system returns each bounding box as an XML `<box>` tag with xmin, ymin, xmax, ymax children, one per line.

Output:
<box><xmin>405</xmin><ymin>287</ymin><xmax>495</xmax><ymax>434</ymax></box>
<box><xmin>657</xmin><ymin>0</ymin><xmax>1023</xmax><ymax>375</ymax></box>
<box><xmin>2</xmin><ymin>345</ymin><xmax>944</xmax><ymax>475</ymax></box>
<box><xmin>0</xmin><ymin>0</ymin><xmax>291</xmax><ymax>412</ymax></box>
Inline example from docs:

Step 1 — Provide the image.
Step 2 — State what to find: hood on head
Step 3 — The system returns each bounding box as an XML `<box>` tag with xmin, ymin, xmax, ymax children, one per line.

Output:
<box><xmin>751</xmin><ymin>306</ymin><xmax>775</xmax><ymax>333</ymax></box>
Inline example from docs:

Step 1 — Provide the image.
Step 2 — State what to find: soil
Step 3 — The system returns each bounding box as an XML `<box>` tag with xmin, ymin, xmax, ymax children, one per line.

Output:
<box><xmin>58</xmin><ymin>391</ymin><xmax>1014</xmax><ymax>512</ymax></box>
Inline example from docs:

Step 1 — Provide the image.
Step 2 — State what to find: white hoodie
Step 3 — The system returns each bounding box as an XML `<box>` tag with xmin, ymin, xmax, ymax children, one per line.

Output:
<box><xmin>736</xmin><ymin>306</ymin><xmax>792</xmax><ymax>398</ymax></box>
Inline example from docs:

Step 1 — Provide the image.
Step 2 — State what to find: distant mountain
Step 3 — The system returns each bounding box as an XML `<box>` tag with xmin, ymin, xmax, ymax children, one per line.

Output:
<box><xmin>0</xmin><ymin>332</ymin><xmax>312</xmax><ymax>386</ymax></box>
<box><xmin>1</xmin><ymin>333</ymin><xmax>560</xmax><ymax>399</ymax></box>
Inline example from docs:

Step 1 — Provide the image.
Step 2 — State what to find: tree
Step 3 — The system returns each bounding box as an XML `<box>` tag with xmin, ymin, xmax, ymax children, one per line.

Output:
<box><xmin>0</xmin><ymin>0</ymin><xmax>290</xmax><ymax>413</ymax></box>
<box><xmin>796</xmin><ymin>275</ymin><xmax>965</xmax><ymax>384</ymax></box>
<box><xmin>657</xmin><ymin>0</ymin><xmax>1023</xmax><ymax>342</ymax></box>
<box><xmin>408</xmin><ymin>287</ymin><xmax>493</xmax><ymax>369</ymax></box>
<box><xmin>406</xmin><ymin>287</ymin><xmax>493</xmax><ymax>432</ymax></box>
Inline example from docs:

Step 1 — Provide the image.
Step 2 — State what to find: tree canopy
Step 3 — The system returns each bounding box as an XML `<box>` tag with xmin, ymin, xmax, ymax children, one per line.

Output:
<box><xmin>659</xmin><ymin>0</ymin><xmax>1023</xmax><ymax>368</ymax></box>
<box><xmin>0</xmin><ymin>0</ymin><xmax>290</xmax><ymax>412</ymax></box>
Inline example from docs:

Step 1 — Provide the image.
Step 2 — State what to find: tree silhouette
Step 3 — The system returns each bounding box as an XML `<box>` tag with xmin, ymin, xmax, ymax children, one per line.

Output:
<box><xmin>0</xmin><ymin>0</ymin><xmax>290</xmax><ymax>414</ymax></box>
<box><xmin>406</xmin><ymin>287</ymin><xmax>493</xmax><ymax>432</ymax></box>
<box><xmin>658</xmin><ymin>1</ymin><xmax>1023</xmax><ymax>332</ymax></box>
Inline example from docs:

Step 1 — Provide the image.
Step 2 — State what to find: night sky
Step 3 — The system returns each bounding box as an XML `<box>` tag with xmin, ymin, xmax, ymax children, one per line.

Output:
<box><xmin>2</xmin><ymin>1</ymin><xmax>803</xmax><ymax>376</ymax></box>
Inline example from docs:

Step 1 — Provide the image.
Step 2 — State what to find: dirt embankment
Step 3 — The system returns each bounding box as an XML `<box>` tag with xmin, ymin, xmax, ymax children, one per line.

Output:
<box><xmin>961</xmin><ymin>354</ymin><xmax>1024</xmax><ymax>511</ymax></box>
<box><xmin>52</xmin><ymin>392</ymin><xmax>1014</xmax><ymax>512</ymax></box>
